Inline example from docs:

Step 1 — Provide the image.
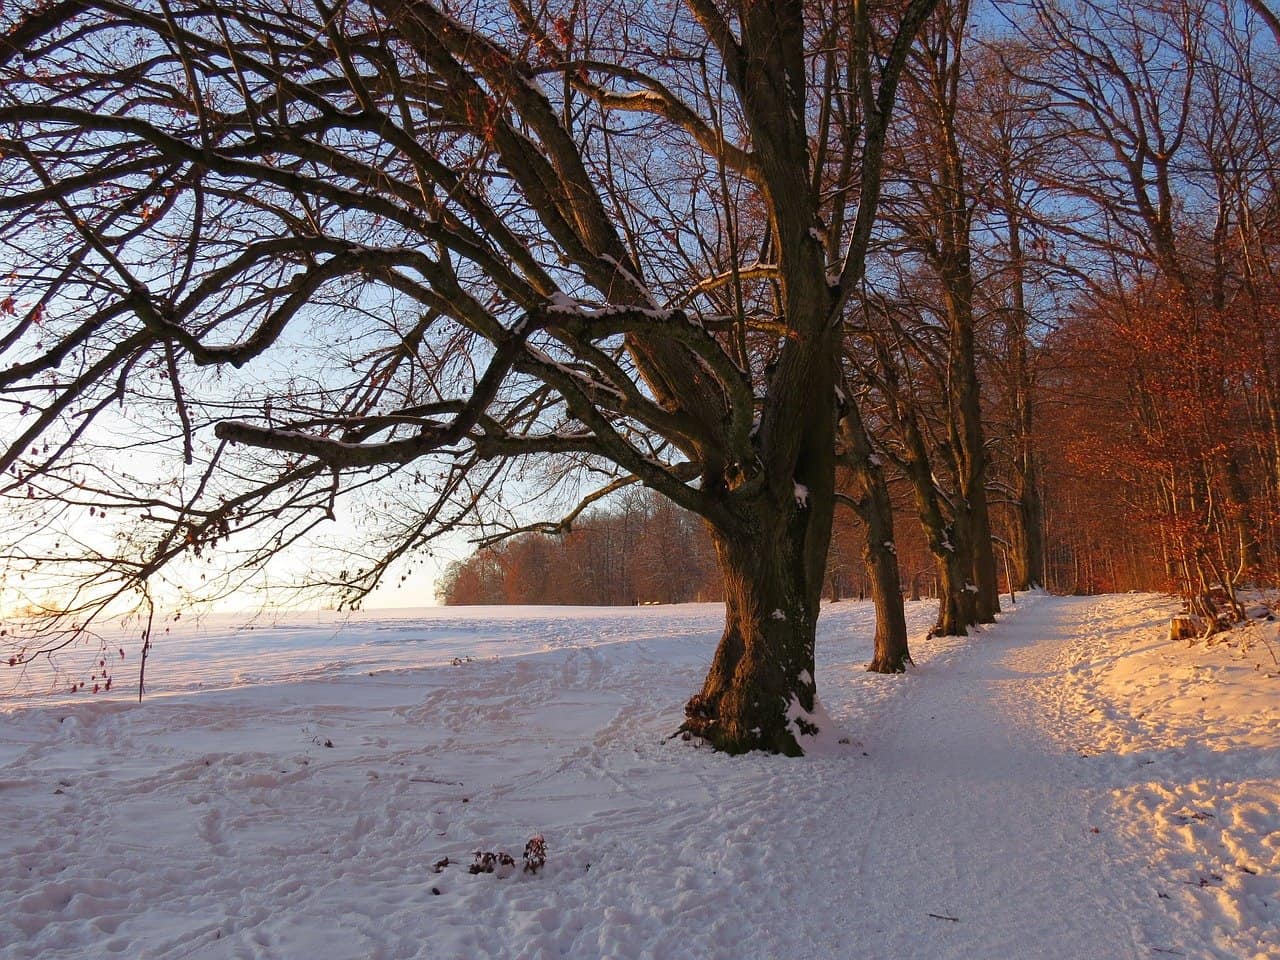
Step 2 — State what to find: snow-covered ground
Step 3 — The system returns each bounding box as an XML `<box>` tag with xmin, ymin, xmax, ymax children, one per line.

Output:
<box><xmin>1</xmin><ymin>594</ymin><xmax>1277</xmax><ymax>959</ymax></box>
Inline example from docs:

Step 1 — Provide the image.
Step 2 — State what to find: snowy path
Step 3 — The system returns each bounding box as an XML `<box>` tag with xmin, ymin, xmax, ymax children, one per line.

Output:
<box><xmin>2</xmin><ymin>594</ymin><xmax>1276</xmax><ymax>959</ymax></box>
<box><xmin>838</xmin><ymin>595</ymin><xmax>1156</xmax><ymax>958</ymax></box>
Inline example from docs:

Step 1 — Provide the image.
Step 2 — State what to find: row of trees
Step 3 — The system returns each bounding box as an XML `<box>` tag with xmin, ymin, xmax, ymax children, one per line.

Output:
<box><xmin>846</xmin><ymin>0</ymin><xmax>1280</xmax><ymax>630</ymax></box>
<box><xmin>2</xmin><ymin>0</ymin><xmax>1277</xmax><ymax>753</ymax></box>
<box><xmin>447</xmin><ymin>0</ymin><xmax>1280</xmax><ymax>626</ymax></box>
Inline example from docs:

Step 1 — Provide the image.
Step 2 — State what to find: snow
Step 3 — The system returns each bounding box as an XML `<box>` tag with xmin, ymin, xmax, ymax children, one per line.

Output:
<box><xmin>1033</xmin><ymin>594</ymin><xmax>1280</xmax><ymax>959</ymax></box>
<box><xmin>793</xmin><ymin>482</ymin><xmax>809</xmax><ymax>508</ymax></box>
<box><xmin>2</xmin><ymin>594</ymin><xmax>1277</xmax><ymax>959</ymax></box>
<box><xmin>784</xmin><ymin>692</ymin><xmax>850</xmax><ymax>759</ymax></box>
<box><xmin>544</xmin><ymin>291</ymin><xmax>578</xmax><ymax>312</ymax></box>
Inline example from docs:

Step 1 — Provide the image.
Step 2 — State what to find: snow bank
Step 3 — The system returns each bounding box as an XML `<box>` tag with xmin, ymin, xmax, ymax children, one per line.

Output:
<box><xmin>1026</xmin><ymin>594</ymin><xmax>1280</xmax><ymax>960</ymax></box>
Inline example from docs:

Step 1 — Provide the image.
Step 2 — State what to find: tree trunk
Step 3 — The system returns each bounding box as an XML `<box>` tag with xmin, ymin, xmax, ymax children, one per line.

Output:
<box><xmin>865</xmin><ymin>529</ymin><xmax>910</xmax><ymax>672</ymax></box>
<box><xmin>1001</xmin><ymin>149</ymin><xmax>1045</xmax><ymax>591</ymax></box>
<box><xmin>909</xmin><ymin>6</ymin><xmax>1000</xmax><ymax>624</ymax></box>
<box><xmin>969</xmin><ymin>483</ymin><xmax>1002</xmax><ymax>621</ymax></box>
<box><xmin>838</xmin><ymin>409</ymin><xmax>911</xmax><ymax>672</ymax></box>
<box><xmin>935</xmin><ymin>540</ymin><xmax>979</xmax><ymax>636</ymax></box>
<box><xmin>897</xmin><ymin>410</ymin><xmax>982</xmax><ymax>637</ymax></box>
<box><xmin>946</xmin><ymin>270</ymin><xmax>1001</xmax><ymax>622</ymax></box>
<box><xmin>1223</xmin><ymin>450</ymin><xmax>1262</xmax><ymax>576</ymax></box>
<box><xmin>683</xmin><ymin>505</ymin><xmax>826</xmax><ymax>756</ymax></box>
<box><xmin>1012</xmin><ymin>457</ymin><xmax>1045</xmax><ymax>590</ymax></box>
<box><xmin>684</xmin><ymin>318</ymin><xmax>838</xmax><ymax>755</ymax></box>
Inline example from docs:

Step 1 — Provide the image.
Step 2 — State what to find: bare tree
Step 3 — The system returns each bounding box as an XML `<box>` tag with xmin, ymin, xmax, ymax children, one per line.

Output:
<box><xmin>855</xmin><ymin>287</ymin><xmax>986</xmax><ymax>636</ymax></box>
<box><xmin>963</xmin><ymin>42</ymin><xmax>1060</xmax><ymax>592</ymax></box>
<box><xmin>843</xmin><ymin>0</ymin><xmax>1006</xmax><ymax>637</ymax></box>
<box><xmin>1015</xmin><ymin>0</ymin><xmax>1280</xmax><ymax>618</ymax></box>
<box><xmin>0</xmin><ymin>0</ymin><xmax>939</xmax><ymax>752</ymax></box>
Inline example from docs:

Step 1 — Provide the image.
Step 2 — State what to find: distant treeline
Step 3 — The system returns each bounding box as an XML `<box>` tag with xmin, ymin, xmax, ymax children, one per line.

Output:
<box><xmin>436</xmin><ymin>489</ymin><xmax>722</xmax><ymax>605</ymax></box>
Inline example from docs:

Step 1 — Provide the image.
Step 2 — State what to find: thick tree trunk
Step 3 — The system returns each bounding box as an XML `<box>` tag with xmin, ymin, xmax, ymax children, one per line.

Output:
<box><xmin>947</xmin><ymin>274</ymin><xmax>1001</xmax><ymax>622</ymax></box>
<box><xmin>919</xmin><ymin>27</ymin><xmax>1000</xmax><ymax>624</ymax></box>
<box><xmin>684</xmin><ymin>320</ymin><xmax>838</xmax><ymax>756</ymax></box>
<box><xmin>897</xmin><ymin>411</ymin><xmax>982</xmax><ymax>637</ymax></box>
<box><xmin>1001</xmin><ymin>162</ymin><xmax>1045</xmax><ymax>591</ymax></box>
<box><xmin>683</xmin><ymin>506</ymin><xmax>826</xmax><ymax>756</ymax></box>
<box><xmin>969</xmin><ymin>485</ymin><xmax>1001</xmax><ymax>621</ymax></box>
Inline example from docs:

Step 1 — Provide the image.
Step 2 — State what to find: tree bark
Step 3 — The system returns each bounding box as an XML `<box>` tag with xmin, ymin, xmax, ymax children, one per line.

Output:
<box><xmin>943</xmin><ymin>266</ymin><xmax>1001</xmax><ymax>621</ymax></box>
<box><xmin>684</xmin><ymin>493</ymin><xmax>830</xmax><ymax>756</ymax></box>
<box><xmin>995</xmin><ymin>98</ymin><xmax>1046</xmax><ymax>592</ymax></box>
<box><xmin>1012</xmin><ymin>467</ymin><xmax>1045</xmax><ymax>590</ymax></box>
<box><xmin>839</xmin><ymin>410</ymin><xmax>911</xmax><ymax>672</ymax></box>
<box><xmin>893</xmin><ymin>395</ymin><xmax>982</xmax><ymax>637</ymax></box>
<box><xmin>968</xmin><ymin>473</ymin><xmax>1002</xmax><ymax>620</ymax></box>
<box><xmin>865</xmin><ymin>528</ymin><xmax>910</xmax><ymax>671</ymax></box>
<box><xmin>935</xmin><ymin>536</ymin><xmax>979</xmax><ymax>636</ymax></box>
<box><xmin>905</xmin><ymin>0</ymin><xmax>1001</xmax><ymax>623</ymax></box>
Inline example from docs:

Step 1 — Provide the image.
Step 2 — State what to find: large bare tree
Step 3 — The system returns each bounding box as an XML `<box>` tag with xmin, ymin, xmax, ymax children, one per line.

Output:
<box><xmin>0</xmin><ymin>0</ymin><xmax>938</xmax><ymax>752</ymax></box>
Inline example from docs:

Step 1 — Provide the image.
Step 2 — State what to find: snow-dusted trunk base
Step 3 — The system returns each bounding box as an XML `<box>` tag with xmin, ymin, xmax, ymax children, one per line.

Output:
<box><xmin>683</xmin><ymin>523</ymin><xmax>820</xmax><ymax>757</ymax></box>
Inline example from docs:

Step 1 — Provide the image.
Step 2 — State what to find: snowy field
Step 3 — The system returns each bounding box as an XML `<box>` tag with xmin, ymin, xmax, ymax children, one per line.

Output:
<box><xmin>2</xmin><ymin>594</ymin><xmax>1278</xmax><ymax>959</ymax></box>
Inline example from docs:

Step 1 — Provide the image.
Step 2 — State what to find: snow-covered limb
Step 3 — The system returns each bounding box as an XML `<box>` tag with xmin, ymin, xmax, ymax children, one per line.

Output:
<box><xmin>536</xmin><ymin>303</ymin><xmax>749</xmax><ymax>394</ymax></box>
<box><xmin>542</xmin><ymin>294</ymin><xmax>677</xmax><ymax>322</ymax></box>
<box><xmin>668</xmin><ymin>262</ymin><xmax>780</xmax><ymax>309</ymax></box>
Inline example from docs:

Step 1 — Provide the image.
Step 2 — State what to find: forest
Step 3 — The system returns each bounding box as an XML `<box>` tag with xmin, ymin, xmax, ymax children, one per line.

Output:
<box><xmin>431</xmin><ymin>0</ymin><xmax>1280</xmax><ymax>621</ymax></box>
<box><xmin>2</xmin><ymin>0</ymin><xmax>1279</xmax><ymax>754</ymax></box>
